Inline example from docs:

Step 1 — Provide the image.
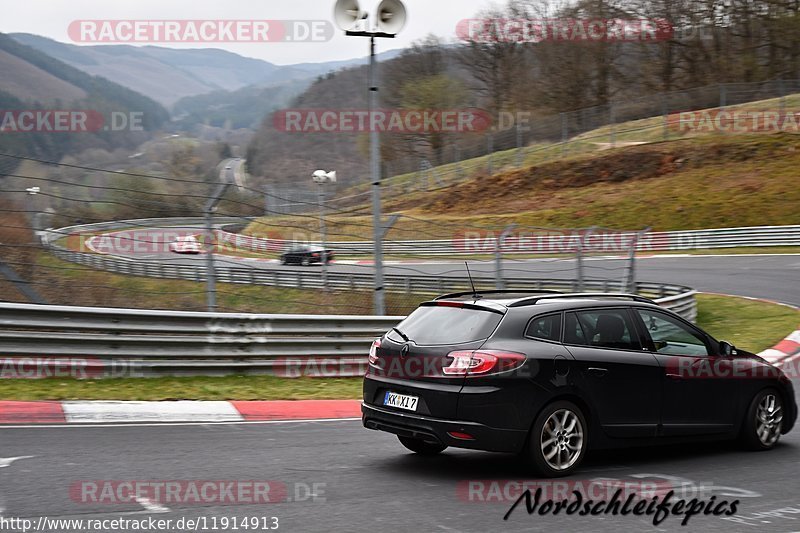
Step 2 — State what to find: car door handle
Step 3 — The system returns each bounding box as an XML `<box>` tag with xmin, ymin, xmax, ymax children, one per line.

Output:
<box><xmin>587</xmin><ymin>367</ymin><xmax>608</xmax><ymax>378</ymax></box>
<box><xmin>666</xmin><ymin>373</ymin><xmax>683</xmax><ymax>380</ymax></box>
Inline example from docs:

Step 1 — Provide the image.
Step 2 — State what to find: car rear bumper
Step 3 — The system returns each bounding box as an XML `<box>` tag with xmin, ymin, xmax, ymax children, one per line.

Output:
<box><xmin>361</xmin><ymin>402</ymin><xmax>528</xmax><ymax>453</ymax></box>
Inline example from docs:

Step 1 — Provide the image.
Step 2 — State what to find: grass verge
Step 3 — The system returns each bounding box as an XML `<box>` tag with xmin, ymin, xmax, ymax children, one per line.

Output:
<box><xmin>0</xmin><ymin>376</ymin><xmax>362</xmax><ymax>402</ymax></box>
<box><xmin>0</xmin><ymin>294</ymin><xmax>796</xmax><ymax>401</ymax></box>
<box><xmin>695</xmin><ymin>293</ymin><xmax>798</xmax><ymax>353</ymax></box>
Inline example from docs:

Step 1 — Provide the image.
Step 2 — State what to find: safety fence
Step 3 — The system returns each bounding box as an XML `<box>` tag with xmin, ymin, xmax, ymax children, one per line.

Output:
<box><xmin>0</xmin><ymin>291</ymin><xmax>696</xmax><ymax>377</ymax></box>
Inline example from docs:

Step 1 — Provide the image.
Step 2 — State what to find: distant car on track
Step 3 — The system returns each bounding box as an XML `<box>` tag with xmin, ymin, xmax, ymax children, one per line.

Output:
<box><xmin>169</xmin><ymin>235</ymin><xmax>202</xmax><ymax>254</ymax></box>
<box><xmin>362</xmin><ymin>291</ymin><xmax>797</xmax><ymax>477</ymax></box>
<box><xmin>280</xmin><ymin>245</ymin><xmax>335</xmax><ymax>266</ymax></box>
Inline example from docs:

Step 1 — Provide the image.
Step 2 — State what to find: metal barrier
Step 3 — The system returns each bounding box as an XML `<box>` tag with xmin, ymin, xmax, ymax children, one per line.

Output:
<box><xmin>0</xmin><ymin>290</ymin><xmax>695</xmax><ymax>377</ymax></box>
<box><xmin>0</xmin><ymin>302</ymin><xmax>402</xmax><ymax>377</ymax></box>
<box><xmin>44</xmin><ymin>219</ymin><xmax>800</xmax><ymax>258</ymax></box>
<box><xmin>218</xmin><ymin>225</ymin><xmax>800</xmax><ymax>256</ymax></box>
<box><xmin>43</xmin><ymin>244</ymin><xmax>696</xmax><ymax>319</ymax></box>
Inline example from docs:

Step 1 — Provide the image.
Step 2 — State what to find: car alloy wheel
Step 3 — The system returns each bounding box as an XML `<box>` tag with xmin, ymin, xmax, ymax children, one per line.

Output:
<box><xmin>528</xmin><ymin>400</ymin><xmax>588</xmax><ymax>477</ymax></box>
<box><xmin>541</xmin><ymin>408</ymin><xmax>584</xmax><ymax>471</ymax></box>
<box><xmin>755</xmin><ymin>393</ymin><xmax>783</xmax><ymax>447</ymax></box>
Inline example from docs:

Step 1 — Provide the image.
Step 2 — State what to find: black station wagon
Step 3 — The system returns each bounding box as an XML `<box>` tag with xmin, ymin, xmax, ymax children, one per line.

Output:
<box><xmin>362</xmin><ymin>291</ymin><xmax>797</xmax><ymax>477</ymax></box>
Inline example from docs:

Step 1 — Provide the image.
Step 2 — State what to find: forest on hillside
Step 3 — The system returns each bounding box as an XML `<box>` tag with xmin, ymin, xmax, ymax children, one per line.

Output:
<box><xmin>247</xmin><ymin>0</ymin><xmax>800</xmax><ymax>191</ymax></box>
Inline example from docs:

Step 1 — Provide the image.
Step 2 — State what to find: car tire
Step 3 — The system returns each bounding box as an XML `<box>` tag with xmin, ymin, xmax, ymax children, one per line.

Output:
<box><xmin>527</xmin><ymin>400</ymin><xmax>588</xmax><ymax>477</ymax></box>
<box><xmin>740</xmin><ymin>388</ymin><xmax>783</xmax><ymax>450</ymax></box>
<box><xmin>397</xmin><ymin>435</ymin><xmax>447</xmax><ymax>456</ymax></box>
<box><xmin>301</xmin><ymin>258</ymin><xmax>310</xmax><ymax>267</ymax></box>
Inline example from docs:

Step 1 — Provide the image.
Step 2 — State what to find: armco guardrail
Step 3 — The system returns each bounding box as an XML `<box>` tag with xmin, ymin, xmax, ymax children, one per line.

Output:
<box><xmin>43</xmin><ymin>243</ymin><xmax>696</xmax><ymax>321</ymax></box>
<box><xmin>217</xmin><ymin>225</ymin><xmax>800</xmax><ymax>256</ymax></box>
<box><xmin>0</xmin><ymin>302</ymin><xmax>402</xmax><ymax>377</ymax></box>
<box><xmin>0</xmin><ymin>293</ymin><xmax>695</xmax><ymax>377</ymax></box>
<box><xmin>45</xmin><ymin>219</ymin><xmax>800</xmax><ymax>257</ymax></box>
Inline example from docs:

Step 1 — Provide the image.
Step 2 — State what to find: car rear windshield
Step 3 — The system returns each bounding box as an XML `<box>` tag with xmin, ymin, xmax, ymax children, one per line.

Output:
<box><xmin>387</xmin><ymin>305</ymin><xmax>503</xmax><ymax>345</ymax></box>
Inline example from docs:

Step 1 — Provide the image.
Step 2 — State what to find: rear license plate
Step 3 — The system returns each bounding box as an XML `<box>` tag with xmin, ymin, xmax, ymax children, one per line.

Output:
<box><xmin>383</xmin><ymin>391</ymin><xmax>419</xmax><ymax>412</ymax></box>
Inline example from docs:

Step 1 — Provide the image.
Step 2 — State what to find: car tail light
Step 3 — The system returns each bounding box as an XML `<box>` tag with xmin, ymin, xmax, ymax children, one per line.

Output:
<box><xmin>312</xmin><ymin>252</ymin><xmax>320</xmax><ymax>257</ymax></box>
<box><xmin>368</xmin><ymin>338</ymin><xmax>382</xmax><ymax>365</ymax></box>
<box><xmin>442</xmin><ymin>350</ymin><xmax>525</xmax><ymax>377</ymax></box>
<box><xmin>435</xmin><ymin>301</ymin><xmax>463</xmax><ymax>308</ymax></box>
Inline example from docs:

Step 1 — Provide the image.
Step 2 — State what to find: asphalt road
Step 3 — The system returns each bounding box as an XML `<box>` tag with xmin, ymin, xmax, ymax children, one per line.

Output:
<box><xmin>91</xmin><ymin>224</ymin><xmax>800</xmax><ymax>305</ymax></box>
<box><xmin>1</xmin><ymin>401</ymin><xmax>799</xmax><ymax>533</ymax></box>
<box><xmin>133</xmin><ymin>249</ymin><xmax>800</xmax><ymax>307</ymax></box>
<box><xmin>21</xmin><ymin>232</ymin><xmax>799</xmax><ymax>532</ymax></box>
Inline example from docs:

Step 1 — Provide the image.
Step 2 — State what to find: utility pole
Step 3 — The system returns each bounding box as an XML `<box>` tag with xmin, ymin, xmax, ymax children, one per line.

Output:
<box><xmin>312</xmin><ymin>170</ymin><xmax>337</xmax><ymax>291</ymax></box>
<box><xmin>204</xmin><ymin>182</ymin><xmax>230</xmax><ymax>312</ymax></box>
<box><xmin>336</xmin><ymin>0</ymin><xmax>406</xmax><ymax>315</ymax></box>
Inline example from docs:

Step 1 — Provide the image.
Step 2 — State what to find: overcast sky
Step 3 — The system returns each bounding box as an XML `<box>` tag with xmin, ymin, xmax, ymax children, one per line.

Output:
<box><xmin>0</xmin><ymin>0</ymin><xmax>501</xmax><ymax>65</ymax></box>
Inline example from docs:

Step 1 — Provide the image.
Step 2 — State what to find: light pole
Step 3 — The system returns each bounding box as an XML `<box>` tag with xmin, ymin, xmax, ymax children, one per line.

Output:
<box><xmin>25</xmin><ymin>187</ymin><xmax>40</xmax><ymax>245</ymax></box>
<box><xmin>312</xmin><ymin>170</ymin><xmax>337</xmax><ymax>290</ymax></box>
<box><xmin>204</xmin><ymin>182</ymin><xmax>229</xmax><ymax>312</ymax></box>
<box><xmin>334</xmin><ymin>0</ymin><xmax>406</xmax><ymax>316</ymax></box>
<box><xmin>205</xmin><ymin>158</ymin><xmax>247</xmax><ymax>311</ymax></box>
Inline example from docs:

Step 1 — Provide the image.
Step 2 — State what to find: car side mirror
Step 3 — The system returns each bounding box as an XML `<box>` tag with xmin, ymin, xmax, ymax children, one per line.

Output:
<box><xmin>719</xmin><ymin>341</ymin><xmax>737</xmax><ymax>357</ymax></box>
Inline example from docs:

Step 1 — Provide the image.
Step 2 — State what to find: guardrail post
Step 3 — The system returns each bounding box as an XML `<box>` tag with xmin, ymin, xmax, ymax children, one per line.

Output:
<box><xmin>622</xmin><ymin>231</ymin><xmax>642</xmax><ymax>293</ymax></box>
<box><xmin>576</xmin><ymin>227</ymin><xmax>595</xmax><ymax>292</ymax></box>
<box><xmin>494</xmin><ymin>224</ymin><xmax>516</xmax><ymax>290</ymax></box>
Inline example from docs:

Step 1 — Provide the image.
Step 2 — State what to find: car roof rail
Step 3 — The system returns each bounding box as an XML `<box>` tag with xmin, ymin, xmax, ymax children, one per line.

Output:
<box><xmin>507</xmin><ymin>293</ymin><xmax>656</xmax><ymax>307</ymax></box>
<box><xmin>434</xmin><ymin>289</ymin><xmax>564</xmax><ymax>301</ymax></box>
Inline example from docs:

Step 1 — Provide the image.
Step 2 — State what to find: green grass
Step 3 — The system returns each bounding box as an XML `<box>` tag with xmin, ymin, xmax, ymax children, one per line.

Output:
<box><xmin>1</xmin><ymin>293</ymin><xmax>796</xmax><ymax>401</ymax></box>
<box><xmin>0</xmin><ymin>375</ymin><xmax>363</xmax><ymax>401</ymax></box>
<box><xmin>335</xmin><ymin>92</ymin><xmax>800</xmax><ymax>205</ymax></box>
<box><xmin>695</xmin><ymin>294</ymin><xmax>799</xmax><ymax>353</ymax></box>
<box><xmin>246</xmin><ymin>134</ymin><xmax>800</xmax><ymax>240</ymax></box>
<box><xmin>32</xmin><ymin>254</ymin><xmax>427</xmax><ymax>316</ymax></box>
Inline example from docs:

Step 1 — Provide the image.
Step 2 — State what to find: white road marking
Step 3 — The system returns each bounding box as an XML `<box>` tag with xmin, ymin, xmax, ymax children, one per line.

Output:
<box><xmin>0</xmin><ymin>417</ymin><xmax>361</xmax><ymax>429</ymax></box>
<box><xmin>61</xmin><ymin>401</ymin><xmax>244</xmax><ymax>424</ymax></box>
<box><xmin>0</xmin><ymin>456</ymin><xmax>34</xmax><ymax>468</ymax></box>
<box><xmin>135</xmin><ymin>496</ymin><xmax>170</xmax><ymax>513</ymax></box>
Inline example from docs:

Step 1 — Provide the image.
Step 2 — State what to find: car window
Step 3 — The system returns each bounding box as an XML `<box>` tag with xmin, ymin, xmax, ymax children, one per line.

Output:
<box><xmin>636</xmin><ymin>309</ymin><xmax>709</xmax><ymax>356</ymax></box>
<box><xmin>525</xmin><ymin>313</ymin><xmax>561</xmax><ymax>342</ymax></box>
<box><xmin>386</xmin><ymin>305</ymin><xmax>503</xmax><ymax>345</ymax></box>
<box><xmin>564</xmin><ymin>312</ymin><xmax>587</xmax><ymax>345</ymax></box>
<box><xmin>571</xmin><ymin>309</ymin><xmax>640</xmax><ymax>351</ymax></box>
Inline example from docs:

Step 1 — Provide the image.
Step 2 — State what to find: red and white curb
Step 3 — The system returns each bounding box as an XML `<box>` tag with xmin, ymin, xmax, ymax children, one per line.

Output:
<box><xmin>760</xmin><ymin>329</ymin><xmax>800</xmax><ymax>366</ymax></box>
<box><xmin>0</xmin><ymin>399</ymin><xmax>361</xmax><ymax>425</ymax></box>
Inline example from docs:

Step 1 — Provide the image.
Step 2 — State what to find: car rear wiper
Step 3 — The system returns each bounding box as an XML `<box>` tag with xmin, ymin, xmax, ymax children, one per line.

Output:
<box><xmin>392</xmin><ymin>327</ymin><xmax>410</xmax><ymax>342</ymax></box>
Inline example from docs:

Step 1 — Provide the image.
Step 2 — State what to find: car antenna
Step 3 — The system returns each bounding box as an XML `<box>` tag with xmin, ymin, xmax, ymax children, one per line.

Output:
<box><xmin>465</xmin><ymin>262</ymin><xmax>480</xmax><ymax>300</ymax></box>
